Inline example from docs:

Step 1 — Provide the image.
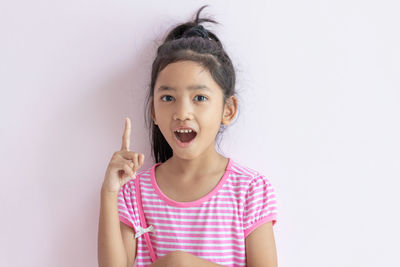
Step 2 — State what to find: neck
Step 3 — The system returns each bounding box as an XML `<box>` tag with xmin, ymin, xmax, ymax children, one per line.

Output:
<box><xmin>165</xmin><ymin>148</ymin><xmax>228</xmax><ymax>179</ymax></box>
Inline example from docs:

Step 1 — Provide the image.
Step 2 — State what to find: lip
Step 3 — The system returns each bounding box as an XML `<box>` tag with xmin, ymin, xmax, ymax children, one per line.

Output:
<box><xmin>172</xmin><ymin>127</ymin><xmax>197</xmax><ymax>148</ymax></box>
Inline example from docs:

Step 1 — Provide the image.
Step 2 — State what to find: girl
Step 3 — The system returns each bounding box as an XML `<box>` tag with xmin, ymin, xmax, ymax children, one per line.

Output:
<box><xmin>98</xmin><ymin>5</ymin><xmax>278</xmax><ymax>267</ymax></box>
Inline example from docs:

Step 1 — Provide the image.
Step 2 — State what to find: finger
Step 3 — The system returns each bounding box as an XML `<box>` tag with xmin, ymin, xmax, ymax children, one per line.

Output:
<box><xmin>114</xmin><ymin>157</ymin><xmax>134</xmax><ymax>171</ymax></box>
<box><xmin>117</xmin><ymin>151</ymin><xmax>138</xmax><ymax>162</ymax></box>
<box><xmin>121</xmin><ymin>117</ymin><xmax>131</xmax><ymax>151</ymax></box>
<box><xmin>117</xmin><ymin>151</ymin><xmax>145</xmax><ymax>171</ymax></box>
<box><xmin>117</xmin><ymin>161</ymin><xmax>136</xmax><ymax>178</ymax></box>
<box><xmin>138</xmin><ymin>154</ymin><xmax>145</xmax><ymax>167</ymax></box>
<box><xmin>132</xmin><ymin>153</ymin><xmax>139</xmax><ymax>174</ymax></box>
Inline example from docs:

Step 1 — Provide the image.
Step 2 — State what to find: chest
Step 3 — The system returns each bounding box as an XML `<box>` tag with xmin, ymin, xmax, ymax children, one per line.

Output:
<box><xmin>155</xmin><ymin>169</ymin><xmax>223</xmax><ymax>202</ymax></box>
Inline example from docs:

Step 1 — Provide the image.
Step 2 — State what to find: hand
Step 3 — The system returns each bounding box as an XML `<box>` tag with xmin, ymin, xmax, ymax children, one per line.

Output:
<box><xmin>150</xmin><ymin>251</ymin><xmax>226</xmax><ymax>267</ymax></box>
<box><xmin>149</xmin><ymin>251</ymin><xmax>185</xmax><ymax>267</ymax></box>
<box><xmin>101</xmin><ymin>117</ymin><xmax>145</xmax><ymax>194</ymax></box>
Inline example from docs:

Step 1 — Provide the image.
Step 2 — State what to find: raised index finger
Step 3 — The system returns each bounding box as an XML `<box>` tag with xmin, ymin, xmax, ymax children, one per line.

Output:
<box><xmin>121</xmin><ymin>117</ymin><xmax>131</xmax><ymax>151</ymax></box>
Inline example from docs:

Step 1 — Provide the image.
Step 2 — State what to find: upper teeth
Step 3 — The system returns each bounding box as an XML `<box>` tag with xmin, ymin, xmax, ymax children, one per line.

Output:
<box><xmin>175</xmin><ymin>129</ymin><xmax>193</xmax><ymax>133</ymax></box>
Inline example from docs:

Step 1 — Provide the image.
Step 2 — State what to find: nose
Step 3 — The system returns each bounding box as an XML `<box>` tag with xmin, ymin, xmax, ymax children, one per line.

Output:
<box><xmin>173</xmin><ymin>98</ymin><xmax>194</xmax><ymax>121</ymax></box>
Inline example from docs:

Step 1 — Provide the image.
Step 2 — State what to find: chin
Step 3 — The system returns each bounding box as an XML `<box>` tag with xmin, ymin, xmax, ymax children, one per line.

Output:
<box><xmin>172</xmin><ymin>151</ymin><xmax>199</xmax><ymax>161</ymax></box>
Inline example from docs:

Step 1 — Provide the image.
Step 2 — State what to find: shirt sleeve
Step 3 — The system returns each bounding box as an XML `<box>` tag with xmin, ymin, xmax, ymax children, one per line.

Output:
<box><xmin>243</xmin><ymin>174</ymin><xmax>278</xmax><ymax>238</ymax></box>
<box><xmin>117</xmin><ymin>180</ymin><xmax>139</xmax><ymax>231</ymax></box>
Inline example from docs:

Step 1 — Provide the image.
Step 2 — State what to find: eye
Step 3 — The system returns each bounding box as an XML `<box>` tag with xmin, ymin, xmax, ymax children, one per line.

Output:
<box><xmin>194</xmin><ymin>95</ymin><xmax>208</xmax><ymax>102</ymax></box>
<box><xmin>161</xmin><ymin>95</ymin><xmax>174</xmax><ymax>102</ymax></box>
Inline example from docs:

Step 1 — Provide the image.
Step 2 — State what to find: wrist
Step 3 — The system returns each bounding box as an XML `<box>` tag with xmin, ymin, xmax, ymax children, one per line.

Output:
<box><xmin>101</xmin><ymin>185</ymin><xmax>120</xmax><ymax>197</ymax></box>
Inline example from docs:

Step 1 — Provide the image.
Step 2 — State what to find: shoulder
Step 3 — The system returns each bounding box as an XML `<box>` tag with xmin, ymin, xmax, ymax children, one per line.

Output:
<box><xmin>228</xmin><ymin>158</ymin><xmax>271</xmax><ymax>186</ymax></box>
<box><xmin>227</xmin><ymin>159</ymin><xmax>277</xmax><ymax>205</ymax></box>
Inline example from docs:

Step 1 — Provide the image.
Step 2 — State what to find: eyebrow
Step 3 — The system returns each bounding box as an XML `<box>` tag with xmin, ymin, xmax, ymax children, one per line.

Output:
<box><xmin>156</xmin><ymin>85</ymin><xmax>211</xmax><ymax>93</ymax></box>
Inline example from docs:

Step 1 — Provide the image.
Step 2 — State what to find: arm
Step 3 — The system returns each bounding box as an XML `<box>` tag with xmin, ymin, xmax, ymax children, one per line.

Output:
<box><xmin>98</xmin><ymin>188</ymin><xmax>129</xmax><ymax>267</ymax></box>
<box><xmin>120</xmin><ymin>221</ymin><xmax>137</xmax><ymax>267</ymax></box>
<box><xmin>150</xmin><ymin>250</ymin><xmax>226</xmax><ymax>267</ymax></box>
<box><xmin>245</xmin><ymin>221</ymin><xmax>278</xmax><ymax>267</ymax></box>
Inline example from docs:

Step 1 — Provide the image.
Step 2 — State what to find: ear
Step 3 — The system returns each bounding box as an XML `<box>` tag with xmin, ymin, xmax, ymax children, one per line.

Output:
<box><xmin>221</xmin><ymin>95</ymin><xmax>238</xmax><ymax>125</ymax></box>
<box><xmin>150</xmin><ymin>96</ymin><xmax>157</xmax><ymax>125</ymax></box>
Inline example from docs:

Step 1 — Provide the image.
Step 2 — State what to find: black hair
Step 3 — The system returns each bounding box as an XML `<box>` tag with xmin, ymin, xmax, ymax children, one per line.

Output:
<box><xmin>144</xmin><ymin>5</ymin><xmax>239</xmax><ymax>163</ymax></box>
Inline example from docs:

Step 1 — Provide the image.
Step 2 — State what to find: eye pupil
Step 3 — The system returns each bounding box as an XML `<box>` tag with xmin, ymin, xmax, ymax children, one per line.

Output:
<box><xmin>161</xmin><ymin>95</ymin><xmax>207</xmax><ymax>101</ymax></box>
<box><xmin>161</xmin><ymin>95</ymin><xmax>173</xmax><ymax>101</ymax></box>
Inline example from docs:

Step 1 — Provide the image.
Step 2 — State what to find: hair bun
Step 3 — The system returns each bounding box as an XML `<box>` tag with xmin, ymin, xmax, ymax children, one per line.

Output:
<box><xmin>182</xmin><ymin>25</ymin><xmax>211</xmax><ymax>40</ymax></box>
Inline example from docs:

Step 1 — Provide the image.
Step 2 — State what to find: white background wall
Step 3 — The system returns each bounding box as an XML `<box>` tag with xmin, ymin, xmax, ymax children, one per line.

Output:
<box><xmin>1</xmin><ymin>0</ymin><xmax>399</xmax><ymax>266</ymax></box>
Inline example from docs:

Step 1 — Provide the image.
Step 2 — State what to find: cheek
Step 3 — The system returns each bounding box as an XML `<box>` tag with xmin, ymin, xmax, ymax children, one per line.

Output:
<box><xmin>201</xmin><ymin>109</ymin><xmax>223</xmax><ymax>130</ymax></box>
<box><xmin>153</xmin><ymin>103</ymin><xmax>165</xmax><ymax>119</ymax></box>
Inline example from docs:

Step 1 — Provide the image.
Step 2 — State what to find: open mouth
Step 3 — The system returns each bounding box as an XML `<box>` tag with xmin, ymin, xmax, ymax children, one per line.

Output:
<box><xmin>174</xmin><ymin>130</ymin><xmax>197</xmax><ymax>143</ymax></box>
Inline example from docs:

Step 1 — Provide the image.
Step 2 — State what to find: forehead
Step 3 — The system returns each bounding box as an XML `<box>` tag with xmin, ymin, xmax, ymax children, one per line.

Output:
<box><xmin>154</xmin><ymin>61</ymin><xmax>221</xmax><ymax>94</ymax></box>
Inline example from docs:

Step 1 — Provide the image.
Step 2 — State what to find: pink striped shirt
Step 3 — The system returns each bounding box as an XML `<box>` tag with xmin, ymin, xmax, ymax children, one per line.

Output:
<box><xmin>118</xmin><ymin>158</ymin><xmax>278</xmax><ymax>267</ymax></box>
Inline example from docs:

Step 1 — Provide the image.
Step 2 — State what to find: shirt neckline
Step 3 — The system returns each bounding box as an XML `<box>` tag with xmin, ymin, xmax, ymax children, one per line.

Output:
<box><xmin>149</xmin><ymin>157</ymin><xmax>233</xmax><ymax>207</ymax></box>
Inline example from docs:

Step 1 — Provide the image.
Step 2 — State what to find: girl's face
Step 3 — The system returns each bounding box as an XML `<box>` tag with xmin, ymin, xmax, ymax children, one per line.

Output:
<box><xmin>151</xmin><ymin>60</ymin><xmax>236</xmax><ymax>160</ymax></box>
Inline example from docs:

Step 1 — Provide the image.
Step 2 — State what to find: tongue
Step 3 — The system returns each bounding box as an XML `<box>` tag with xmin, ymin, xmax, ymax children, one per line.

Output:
<box><xmin>176</xmin><ymin>132</ymin><xmax>196</xmax><ymax>143</ymax></box>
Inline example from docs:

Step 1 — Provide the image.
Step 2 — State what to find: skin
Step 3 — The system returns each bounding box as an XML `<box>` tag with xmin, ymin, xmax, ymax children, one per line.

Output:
<box><xmin>113</xmin><ymin>60</ymin><xmax>278</xmax><ymax>267</ymax></box>
<box><xmin>149</xmin><ymin>60</ymin><xmax>238</xmax><ymax>266</ymax></box>
<box><xmin>150</xmin><ymin>60</ymin><xmax>238</xmax><ymax>184</ymax></box>
<box><xmin>116</xmin><ymin>117</ymin><xmax>277</xmax><ymax>267</ymax></box>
